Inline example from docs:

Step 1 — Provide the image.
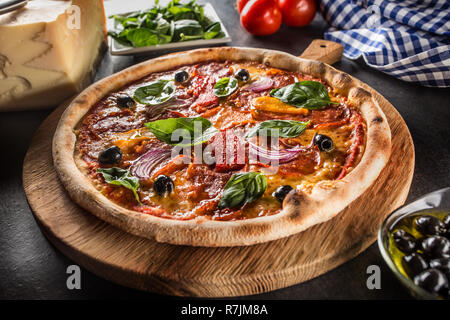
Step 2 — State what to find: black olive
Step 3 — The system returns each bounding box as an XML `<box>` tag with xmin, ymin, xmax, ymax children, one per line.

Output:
<box><xmin>98</xmin><ymin>146</ymin><xmax>123</xmax><ymax>165</ymax></box>
<box><xmin>421</xmin><ymin>236</ymin><xmax>450</xmax><ymax>259</ymax></box>
<box><xmin>413</xmin><ymin>268</ymin><xmax>449</xmax><ymax>296</ymax></box>
<box><xmin>414</xmin><ymin>215</ymin><xmax>446</xmax><ymax>236</ymax></box>
<box><xmin>443</xmin><ymin>214</ymin><xmax>450</xmax><ymax>229</ymax></box>
<box><xmin>174</xmin><ymin>70</ymin><xmax>189</xmax><ymax>83</ymax></box>
<box><xmin>402</xmin><ymin>253</ymin><xmax>428</xmax><ymax>278</ymax></box>
<box><xmin>153</xmin><ymin>175</ymin><xmax>174</xmax><ymax>196</ymax></box>
<box><xmin>313</xmin><ymin>134</ymin><xmax>334</xmax><ymax>152</ymax></box>
<box><xmin>116</xmin><ymin>95</ymin><xmax>136</xmax><ymax>109</ymax></box>
<box><xmin>430</xmin><ymin>258</ymin><xmax>450</xmax><ymax>280</ymax></box>
<box><xmin>392</xmin><ymin>229</ymin><xmax>416</xmax><ymax>254</ymax></box>
<box><xmin>235</xmin><ymin>68</ymin><xmax>250</xmax><ymax>82</ymax></box>
<box><xmin>430</xmin><ymin>258</ymin><xmax>450</xmax><ymax>270</ymax></box>
<box><xmin>273</xmin><ymin>185</ymin><xmax>293</xmax><ymax>203</ymax></box>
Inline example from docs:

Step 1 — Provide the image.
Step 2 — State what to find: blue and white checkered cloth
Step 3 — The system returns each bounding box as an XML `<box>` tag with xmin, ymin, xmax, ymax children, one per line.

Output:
<box><xmin>319</xmin><ymin>0</ymin><xmax>450</xmax><ymax>87</ymax></box>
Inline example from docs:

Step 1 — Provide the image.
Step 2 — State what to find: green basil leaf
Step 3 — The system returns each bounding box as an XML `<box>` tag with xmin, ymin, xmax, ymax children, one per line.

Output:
<box><xmin>270</xmin><ymin>81</ymin><xmax>338</xmax><ymax>110</ymax></box>
<box><xmin>218</xmin><ymin>172</ymin><xmax>267</xmax><ymax>209</ymax></box>
<box><xmin>172</xmin><ymin>19</ymin><xmax>203</xmax><ymax>41</ymax></box>
<box><xmin>204</xmin><ymin>22</ymin><xmax>222</xmax><ymax>39</ymax></box>
<box><xmin>108</xmin><ymin>0</ymin><xmax>224</xmax><ymax>48</ymax></box>
<box><xmin>213</xmin><ymin>77</ymin><xmax>238</xmax><ymax>97</ymax></box>
<box><xmin>155</xmin><ymin>16</ymin><xmax>170</xmax><ymax>34</ymax></box>
<box><xmin>245</xmin><ymin>120</ymin><xmax>311</xmax><ymax>138</ymax></box>
<box><xmin>144</xmin><ymin>117</ymin><xmax>217</xmax><ymax>146</ymax></box>
<box><xmin>134</xmin><ymin>80</ymin><xmax>175</xmax><ymax>105</ymax></box>
<box><xmin>125</xmin><ymin>28</ymin><xmax>159</xmax><ymax>47</ymax></box>
<box><xmin>97</xmin><ymin>167</ymin><xmax>141</xmax><ymax>204</ymax></box>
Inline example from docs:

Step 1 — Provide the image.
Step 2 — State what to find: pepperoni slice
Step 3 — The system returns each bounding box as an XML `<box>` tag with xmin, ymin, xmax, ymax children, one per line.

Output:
<box><xmin>336</xmin><ymin>111</ymin><xmax>365</xmax><ymax>179</ymax></box>
<box><xmin>277</xmin><ymin>147</ymin><xmax>321</xmax><ymax>177</ymax></box>
<box><xmin>210</xmin><ymin>130</ymin><xmax>247</xmax><ymax>173</ymax></box>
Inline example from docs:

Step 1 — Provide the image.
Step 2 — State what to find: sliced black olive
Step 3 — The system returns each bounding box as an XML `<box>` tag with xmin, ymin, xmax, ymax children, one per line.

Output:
<box><xmin>414</xmin><ymin>215</ymin><xmax>446</xmax><ymax>236</ymax></box>
<box><xmin>392</xmin><ymin>229</ymin><xmax>416</xmax><ymax>254</ymax></box>
<box><xmin>153</xmin><ymin>175</ymin><xmax>174</xmax><ymax>196</ymax></box>
<box><xmin>174</xmin><ymin>70</ymin><xmax>189</xmax><ymax>83</ymax></box>
<box><xmin>421</xmin><ymin>236</ymin><xmax>450</xmax><ymax>259</ymax></box>
<box><xmin>402</xmin><ymin>253</ymin><xmax>428</xmax><ymax>278</ymax></box>
<box><xmin>116</xmin><ymin>95</ymin><xmax>136</xmax><ymax>109</ymax></box>
<box><xmin>235</xmin><ymin>68</ymin><xmax>250</xmax><ymax>82</ymax></box>
<box><xmin>273</xmin><ymin>185</ymin><xmax>293</xmax><ymax>203</ymax></box>
<box><xmin>313</xmin><ymin>134</ymin><xmax>334</xmax><ymax>152</ymax></box>
<box><xmin>413</xmin><ymin>268</ymin><xmax>449</xmax><ymax>296</ymax></box>
<box><xmin>98</xmin><ymin>146</ymin><xmax>123</xmax><ymax>165</ymax></box>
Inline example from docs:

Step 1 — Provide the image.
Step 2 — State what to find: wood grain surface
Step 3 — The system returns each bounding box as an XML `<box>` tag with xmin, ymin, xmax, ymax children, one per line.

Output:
<box><xmin>22</xmin><ymin>44</ymin><xmax>415</xmax><ymax>297</ymax></box>
<box><xmin>300</xmin><ymin>39</ymin><xmax>344</xmax><ymax>65</ymax></box>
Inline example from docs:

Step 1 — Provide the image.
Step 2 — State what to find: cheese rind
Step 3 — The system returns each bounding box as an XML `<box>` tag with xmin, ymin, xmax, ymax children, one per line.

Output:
<box><xmin>0</xmin><ymin>0</ymin><xmax>107</xmax><ymax>111</ymax></box>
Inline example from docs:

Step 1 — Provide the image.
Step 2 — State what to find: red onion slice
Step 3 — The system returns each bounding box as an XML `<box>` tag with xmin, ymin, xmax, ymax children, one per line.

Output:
<box><xmin>246</xmin><ymin>78</ymin><xmax>274</xmax><ymax>93</ymax></box>
<box><xmin>147</xmin><ymin>98</ymin><xmax>188</xmax><ymax>119</ymax></box>
<box><xmin>248</xmin><ymin>142</ymin><xmax>304</xmax><ymax>164</ymax></box>
<box><xmin>129</xmin><ymin>148</ymin><xmax>172</xmax><ymax>180</ymax></box>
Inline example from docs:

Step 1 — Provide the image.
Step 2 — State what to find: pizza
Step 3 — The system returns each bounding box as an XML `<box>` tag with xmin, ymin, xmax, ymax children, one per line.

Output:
<box><xmin>53</xmin><ymin>47</ymin><xmax>391</xmax><ymax>246</ymax></box>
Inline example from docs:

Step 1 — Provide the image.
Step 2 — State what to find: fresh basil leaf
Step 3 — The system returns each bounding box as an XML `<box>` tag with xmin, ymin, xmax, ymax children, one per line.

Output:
<box><xmin>97</xmin><ymin>167</ymin><xmax>141</xmax><ymax>204</ymax></box>
<box><xmin>245</xmin><ymin>120</ymin><xmax>311</xmax><ymax>138</ymax></box>
<box><xmin>125</xmin><ymin>28</ymin><xmax>159</xmax><ymax>47</ymax></box>
<box><xmin>218</xmin><ymin>172</ymin><xmax>267</xmax><ymax>209</ymax></box>
<box><xmin>204</xmin><ymin>22</ymin><xmax>222</xmax><ymax>39</ymax></box>
<box><xmin>213</xmin><ymin>77</ymin><xmax>238</xmax><ymax>97</ymax></box>
<box><xmin>270</xmin><ymin>81</ymin><xmax>338</xmax><ymax>110</ymax></box>
<box><xmin>108</xmin><ymin>30</ymin><xmax>132</xmax><ymax>46</ymax></box>
<box><xmin>172</xmin><ymin>19</ymin><xmax>203</xmax><ymax>41</ymax></box>
<box><xmin>134</xmin><ymin>80</ymin><xmax>175</xmax><ymax>105</ymax></box>
<box><xmin>155</xmin><ymin>16</ymin><xmax>170</xmax><ymax>34</ymax></box>
<box><xmin>144</xmin><ymin>117</ymin><xmax>217</xmax><ymax>146</ymax></box>
<box><xmin>108</xmin><ymin>0</ymin><xmax>224</xmax><ymax>48</ymax></box>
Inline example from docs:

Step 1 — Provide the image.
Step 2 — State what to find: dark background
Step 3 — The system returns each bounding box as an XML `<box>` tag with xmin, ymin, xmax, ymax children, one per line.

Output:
<box><xmin>0</xmin><ymin>0</ymin><xmax>449</xmax><ymax>299</ymax></box>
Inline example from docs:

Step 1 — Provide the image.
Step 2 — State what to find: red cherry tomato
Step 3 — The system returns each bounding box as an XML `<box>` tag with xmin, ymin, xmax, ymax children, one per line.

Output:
<box><xmin>236</xmin><ymin>0</ymin><xmax>249</xmax><ymax>13</ymax></box>
<box><xmin>240</xmin><ymin>0</ymin><xmax>282</xmax><ymax>36</ymax></box>
<box><xmin>277</xmin><ymin>0</ymin><xmax>316</xmax><ymax>27</ymax></box>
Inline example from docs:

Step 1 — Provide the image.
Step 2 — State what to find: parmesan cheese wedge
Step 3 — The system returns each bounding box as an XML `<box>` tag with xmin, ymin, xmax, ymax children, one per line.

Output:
<box><xmin>0</xmin><ymin>0</ymin><xmax>107</xmax><ymax>111</ymax></box>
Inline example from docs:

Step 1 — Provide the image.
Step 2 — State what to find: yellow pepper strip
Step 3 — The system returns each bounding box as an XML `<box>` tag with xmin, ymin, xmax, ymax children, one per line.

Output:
<box><xmin>251</xmin><ymin>96</ymin><xmax>310</xmax><ymax>115</ymax></box>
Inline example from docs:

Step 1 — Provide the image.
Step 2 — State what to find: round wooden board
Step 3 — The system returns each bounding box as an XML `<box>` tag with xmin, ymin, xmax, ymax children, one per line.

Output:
<box><xmin>23</xmin><ymin>50</ymin><xmax>414</xmax><ymax>298</ymax></box>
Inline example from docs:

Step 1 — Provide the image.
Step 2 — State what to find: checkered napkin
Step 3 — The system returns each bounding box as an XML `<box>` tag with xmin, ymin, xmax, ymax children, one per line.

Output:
<box><xmin>319</xmin><ymin>0</ymin><xmax>450</xmax><ymax>87</ymax></box>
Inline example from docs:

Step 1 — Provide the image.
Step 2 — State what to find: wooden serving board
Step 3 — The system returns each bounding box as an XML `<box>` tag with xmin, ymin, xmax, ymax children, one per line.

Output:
<box><xmin>23</xmin><ymin>41</ymin><xmax>414</xmax><ymax>297</ymax></box>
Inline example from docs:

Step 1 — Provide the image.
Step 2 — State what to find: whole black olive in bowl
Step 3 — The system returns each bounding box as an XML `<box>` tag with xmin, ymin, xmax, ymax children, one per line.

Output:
<box><xmin>378</xmin><ymin>187</ymin><xmax>450</xmax><ymax>300</ymax></box>
<box><xmin>402</xmin><ymin>253</ymin><xmax>428</xmax><ymax>278</ymax></box>
<box><xmin>429</xmin><ymin>258</ymin><xmax>450</xmax><ymax>279</ymax></box>
<box><xmin>413</xmin><ymin>269</ymin><xmax>449</xmax><ymax>296</ymax></box>
<box><xmin>443</xmin><ymin>214</ymin><xmax>450</xmax><ymax>229</ymax></box>
<box><xmin>414</xmin><ymin>215</ymin><xmax>446</xmax><ymax>236</ymax></box>
<box><xmin>98</xmin><ymin>146</ymin><xmax>123</xmax><ymax>165</ymax></box>
<box><xmin>421</xmin><ymin>236</ymin><xmax>450</xmax><ymax>259</ymax></box>
<box><xmin>392</xmin><ymin>229</ymin><xmax>416</xmax><ymax>254</ymax></box>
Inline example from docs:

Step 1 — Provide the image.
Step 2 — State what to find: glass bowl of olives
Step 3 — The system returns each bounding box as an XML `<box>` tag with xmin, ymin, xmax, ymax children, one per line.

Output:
<box><xmin>378</xmin><ymin>187</ymin><xmax>450</xmax><ymax>300</ymax></box>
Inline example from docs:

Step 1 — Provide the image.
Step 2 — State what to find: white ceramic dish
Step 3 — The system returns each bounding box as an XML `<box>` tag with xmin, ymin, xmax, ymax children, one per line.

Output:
<box><xmin>108</xmin><ymin>2</ymin><xmax>231</xmax><ymax>56</ymax></box>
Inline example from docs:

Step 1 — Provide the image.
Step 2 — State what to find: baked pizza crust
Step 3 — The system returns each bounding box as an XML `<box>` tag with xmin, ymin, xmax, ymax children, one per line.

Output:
<box><xmin>52</xmin><ymin>47</ymin><xmax>391</xmax><ymax>247</ymax></box>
